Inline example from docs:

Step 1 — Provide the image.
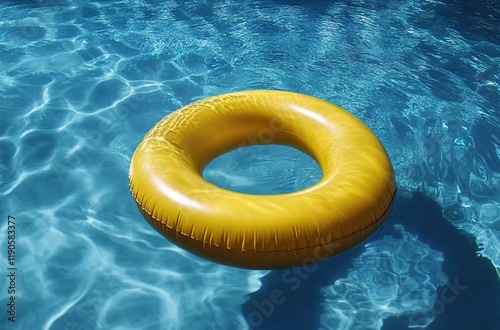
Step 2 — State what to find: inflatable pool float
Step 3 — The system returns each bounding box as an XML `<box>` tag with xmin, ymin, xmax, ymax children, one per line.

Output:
<box><xmin>129</xmin><ymin>90</ymin><xmax>396</xmax><ymax>269</ymax></box>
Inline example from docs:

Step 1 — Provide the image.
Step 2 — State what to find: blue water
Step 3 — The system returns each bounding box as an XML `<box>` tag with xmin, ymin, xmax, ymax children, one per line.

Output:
<box><xmin>1</xmin><ymin>0</ymin><xmax>499</xmax><ymax>329</ymax></box>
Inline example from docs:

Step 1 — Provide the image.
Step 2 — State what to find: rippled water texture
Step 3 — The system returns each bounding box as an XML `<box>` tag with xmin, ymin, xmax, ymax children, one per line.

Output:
<box><xmin>0</xmin><ymin>0</ymin><xmax>499</xmax><ymax>329</ymax></box>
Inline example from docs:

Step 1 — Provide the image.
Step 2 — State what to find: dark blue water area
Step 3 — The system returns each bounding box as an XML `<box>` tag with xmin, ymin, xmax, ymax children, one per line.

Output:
<box><xmin>242</xmin><ymin>193</ymin><xmax>500</xmax><ymax>330</ymax></box>
<box><xmin>272</xmin><ymin>0</ymin><xmax>500</xmax><ymax>42</ymax></box>
<box><xmin>429</xmin><ymin>0</ymin><xmax>500</xmax><ymax>44</ymax></box>
<box><xmin>420</xmin><ymin>0</ymin><xmax>500</xmax><ymax>165</ymax></box>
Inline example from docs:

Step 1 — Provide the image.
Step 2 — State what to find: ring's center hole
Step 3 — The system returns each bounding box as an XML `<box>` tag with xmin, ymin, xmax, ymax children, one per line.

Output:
<box><xmin>202</xmin><ymin>144</ymin><xmax>323</xmax><ymax>194</ymax></box>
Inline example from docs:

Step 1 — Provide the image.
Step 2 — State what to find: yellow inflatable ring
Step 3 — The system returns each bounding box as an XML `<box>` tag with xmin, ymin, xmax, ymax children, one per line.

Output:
<box><xmin>129</xmin><ymin>90</ymin><xmax>396</xmax><ymax>269</ymax></box>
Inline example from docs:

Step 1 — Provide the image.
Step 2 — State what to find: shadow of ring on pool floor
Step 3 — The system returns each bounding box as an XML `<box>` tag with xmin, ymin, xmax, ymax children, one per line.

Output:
<box><xmin>242</xmin><ymin>192</ymin><xmax>500</xmax><ymax>330</ymax></box>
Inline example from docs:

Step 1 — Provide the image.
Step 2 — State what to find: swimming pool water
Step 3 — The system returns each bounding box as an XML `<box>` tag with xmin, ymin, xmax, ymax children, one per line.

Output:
<box><xmin>1</xmin><ymin>0</ymin><xmax>499</xmax><ymax>329</ymax></box>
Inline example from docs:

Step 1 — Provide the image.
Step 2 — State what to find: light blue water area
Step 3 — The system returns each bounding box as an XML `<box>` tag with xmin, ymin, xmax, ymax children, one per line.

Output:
<box><xmin>0</xmin><ymin>0</ymin><xmax>499</xmax><ymax>329</ymax></box>
<box><xmin>203</xmin><ymin>144</ymin><xmax>322</xmax><ymax>194</ymax></box>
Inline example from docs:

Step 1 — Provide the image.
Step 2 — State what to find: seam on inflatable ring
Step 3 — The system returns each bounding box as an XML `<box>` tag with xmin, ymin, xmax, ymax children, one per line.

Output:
<box><xmin>129</xmin><ymin>180</ymin><xmax>397</xmax><ymax>253</ymax></box>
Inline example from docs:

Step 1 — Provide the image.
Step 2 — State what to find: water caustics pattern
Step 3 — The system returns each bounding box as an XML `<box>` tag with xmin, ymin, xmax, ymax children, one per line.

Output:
<box><xmin>0</xmin><ymin>0</ymin><xmax>498</xmax><ymax>329</ymax></box>
<box><xmin>321</xmin><ymin>225</ymin><xmax>447</xmax><ymax>329</ymax></box>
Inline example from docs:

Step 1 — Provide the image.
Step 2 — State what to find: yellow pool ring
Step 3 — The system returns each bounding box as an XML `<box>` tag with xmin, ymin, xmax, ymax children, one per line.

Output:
<box><xmin>129</xmin><ymin>90</ymin><xmax>396</xmax><ymax>269</ymax></box>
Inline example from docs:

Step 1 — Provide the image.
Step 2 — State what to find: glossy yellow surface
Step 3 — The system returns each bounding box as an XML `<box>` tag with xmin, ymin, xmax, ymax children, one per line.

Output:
<box><xmin>129</xmin><ymin>90</ymin><xmax>396</xmax><ymax>269</ymax></box>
